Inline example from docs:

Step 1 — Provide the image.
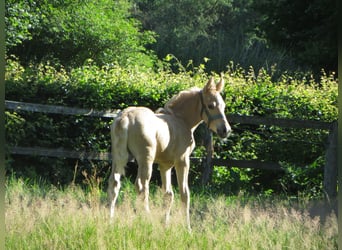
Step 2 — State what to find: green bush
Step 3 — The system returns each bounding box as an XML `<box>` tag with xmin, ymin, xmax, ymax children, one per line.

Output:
<box><xmin>210</xmin><ymin>65</ymin><xmax>337</xmax><ymax>196</ymax></box>
<box><xmin>5</xmin><ymin>58</ymin><xmax>338</xmax><ymax>196</ymax></box>
<box><xmin>6</xmin><ymin>0</ymin><xmax>157</xmax><ymax>68</ymax></box>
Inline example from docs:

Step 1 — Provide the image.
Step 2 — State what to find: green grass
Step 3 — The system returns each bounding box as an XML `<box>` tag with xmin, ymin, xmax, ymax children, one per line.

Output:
<box><xmin>5</xmin><ymin>177</ymin><xmax>337</xmax><ymax>249</ymax></box>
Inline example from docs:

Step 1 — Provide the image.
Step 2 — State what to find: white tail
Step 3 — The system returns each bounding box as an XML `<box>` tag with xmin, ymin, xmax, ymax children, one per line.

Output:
<box><xmin>111</xmin><ymin>115</ymin><xmax>129</xmax><ymax>175</ymax></box>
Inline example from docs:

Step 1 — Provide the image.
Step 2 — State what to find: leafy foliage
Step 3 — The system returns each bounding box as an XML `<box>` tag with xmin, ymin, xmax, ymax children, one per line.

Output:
<box><xmin>133</xmin><ymin>0</ymin><xmax>336</xmax><ymax>74</ymax></box>
<box><xmin>4</xmin><ymin>0</ymin><xmax>338</xmax><ymax>197</ymax></box>
<box><xmin>5</xmin><ymin>57</ymin><xmax>338</xmax><ymax>197</ymax></box>
<box><xmin>5</xmin><ymin>0</ymin><xmax>40</xmax><ymax>49</ymax></box>
<box><xmin>209</xmin><ymin>65</ymin><xmax>337</xmax><ymax>196</ymax></box>
<box><xmin>253</xmin><ymin>0</ymin><xmax>337</xmax><ymax>72</ymax></box>
<box><xmin>6</xmin><ymin>0</ymin><xmax>157</xmax><ymax>67</ymax></box>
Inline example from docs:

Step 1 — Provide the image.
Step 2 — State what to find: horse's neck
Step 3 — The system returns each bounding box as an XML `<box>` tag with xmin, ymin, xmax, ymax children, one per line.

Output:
<box><xmin>172</xmin><ymin>90</ymin><xmax>203</xmax><ymax>132</ymax></box>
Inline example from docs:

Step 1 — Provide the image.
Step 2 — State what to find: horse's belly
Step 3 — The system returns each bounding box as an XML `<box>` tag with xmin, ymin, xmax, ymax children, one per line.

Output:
<box><xmin>154</xmin><ymin>124</ymin><xmax>193</xmax><ymax>165</ymax></box>
<box><xmin>154</xmin><ymin>122</ymin><xmax>174</xmax><ymax>164</ymax></box>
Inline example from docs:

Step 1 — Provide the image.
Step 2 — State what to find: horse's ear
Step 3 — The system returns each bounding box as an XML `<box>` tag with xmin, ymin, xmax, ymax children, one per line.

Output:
<box><xmin>204</xmin><ymin>77</ymin><xmax>216</xmax><ymax>93</ymax></box>
<box><xmin>216</xmin><ymin>74</ymin><xmax>225</xmax><ymax>92</ymax></box>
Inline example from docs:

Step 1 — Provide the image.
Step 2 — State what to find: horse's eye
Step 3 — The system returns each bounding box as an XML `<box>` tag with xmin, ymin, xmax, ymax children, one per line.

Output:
<box><xmin>207</xmin><ymin>104</ymin><xmax>215</xmax><ymax>110</ymax></box>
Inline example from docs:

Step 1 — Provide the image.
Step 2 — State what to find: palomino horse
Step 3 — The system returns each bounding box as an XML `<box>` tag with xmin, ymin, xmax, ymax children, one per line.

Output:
<box><xmin>108</xmin><ymin>76</ymin><xmax>231</xmax><ymax>230</ymax></box>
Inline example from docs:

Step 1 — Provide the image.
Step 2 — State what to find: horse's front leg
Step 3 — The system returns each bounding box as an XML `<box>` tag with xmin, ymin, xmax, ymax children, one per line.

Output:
<box><xmin>175</xmin><ymin>159</ymin><xmax>191</xmax><ymax>232</ymax></box>
<box><xmin>160</xmin><ymin>165</ymin><xmax>174</xmax><ymax>226</ymax></box>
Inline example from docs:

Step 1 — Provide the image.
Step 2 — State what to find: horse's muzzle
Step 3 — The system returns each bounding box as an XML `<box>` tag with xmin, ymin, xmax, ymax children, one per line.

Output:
<box><xmin>217</xmin><ymin>124</ymin><xmax>232</xmax><ymax>138</ymax></box>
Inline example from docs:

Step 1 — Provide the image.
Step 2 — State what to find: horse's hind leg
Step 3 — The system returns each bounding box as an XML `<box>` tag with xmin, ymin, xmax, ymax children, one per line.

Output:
<box><xmin>107</xmin><ymin>120</ymin><xmax>128</xmax><ymax>220</ymax></box>
<box><xmin>108</xmin><ymin>169</ymin><xmax>121</xmax><ymax>220</ymax></box>
<box><xmin>160</xmin><ymin>166</ymin><xmax>174</xmax><ymax>225</ymax></box>
<box><xmin>135</xmin><ymin>159</ymin><xmax>153</xmax><ymax>213</ymax></box>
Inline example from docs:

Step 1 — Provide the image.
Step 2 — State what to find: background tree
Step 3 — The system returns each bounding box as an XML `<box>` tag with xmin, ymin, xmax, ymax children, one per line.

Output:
<box><xmin>133</xmin><ymin>0</ymin><xmax>337</xmax><ymax>74</ymax></box>
<box><xmin>6</xmin><ymin>0</ymin><xmax>157</xmax><ymax>68</ymax></box>
<box><xmin>5</xmin><ymin>0</ymin><xmax>338</xmax><ymax>196</ymax></box>
<box><xmin>253</xmin><ymin>0</ymin><xmax>337</xmax><ymax>73</ymax></box>
<box><xmin>5</xmin><ymin>0</ymin><xmax>40</xmax><ymax>49</ymax></box>
<box><xmin>133</xmin><ymin>0</ymin><xmax>268</xmax><ymax>71</ymax></box>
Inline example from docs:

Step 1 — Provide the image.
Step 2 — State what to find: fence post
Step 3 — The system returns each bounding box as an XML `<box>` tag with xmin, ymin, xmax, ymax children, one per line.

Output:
<box><xmin>323</xmin><ymin>121</ymin><xmax>338</xmax><ymax>199</ymax></box>
<box><xmin>201</xmin><ymin>127</ymin><xmax>213</xmax><ymax>185</ymax></box>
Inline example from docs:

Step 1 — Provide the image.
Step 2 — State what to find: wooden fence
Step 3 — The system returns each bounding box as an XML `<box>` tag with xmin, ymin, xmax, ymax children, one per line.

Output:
<box><xmin>5</xmin><ymin>100</ymin><xmax>337</xmax><ymax>198</ymax></box>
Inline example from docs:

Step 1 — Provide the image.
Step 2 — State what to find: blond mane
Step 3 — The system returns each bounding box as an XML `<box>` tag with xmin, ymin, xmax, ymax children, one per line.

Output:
<box><xmin>156</xmin><ymin>87</ymin><xmax>201</xmax><ymax>115</ymax></box>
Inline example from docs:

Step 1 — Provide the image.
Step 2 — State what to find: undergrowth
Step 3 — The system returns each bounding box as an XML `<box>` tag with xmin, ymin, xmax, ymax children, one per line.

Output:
<box><xmin>5</xmin><ymin>57</ymin><xmax>338</xmax><ymax>196</ymax></box>
<box><xmin>5</xmin><ymin>176</ymin><xmax>337</xmax><ymax>249</ymax></box>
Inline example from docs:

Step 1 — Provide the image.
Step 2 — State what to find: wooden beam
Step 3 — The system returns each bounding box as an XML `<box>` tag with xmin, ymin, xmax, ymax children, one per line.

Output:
<box><xmin>5</xmin><ymin>100</ymin><xmax>334</xmax><ymax>130</ymax></box>
<box><xmin>5</xmin><ymin>100</ymin><xmax>120</xmax><ymax>118</ymax></box>
<box><xmin>9</xmin><ymin>146</ymin><xmax>284</xmax><ymax>171</ymax></box>
<box><xmin>212</xmin><ymin>158</ymin><xmax>283</xmax><ymax>171</ymax></box>
<box><xmin>227</xmin><ymin>114</ymin><xmax>332</xmax><ymax>130</ymax></box>
<box><xmin>323</xmin><ymin>122</ymin><xmax>338</xmax><ymax>198</ymax></box>
<box><xmin>9</xmin><ymin>146</ymin><xmax>111</xmax><ymax>161</ymax></box>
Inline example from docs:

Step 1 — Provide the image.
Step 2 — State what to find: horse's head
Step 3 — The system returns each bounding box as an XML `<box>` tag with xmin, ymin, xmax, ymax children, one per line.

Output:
<box><xmin>200</xmin><ymin>75</ymin><xmax>231</xmax><ymax>138</ymax></box>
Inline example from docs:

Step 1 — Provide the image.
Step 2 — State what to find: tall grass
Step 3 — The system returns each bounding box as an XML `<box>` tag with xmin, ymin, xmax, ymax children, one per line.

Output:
<box><xmin>6</xmin><ymin>176</ymin><xmax>337</xmax><ymax>249</ymax></box>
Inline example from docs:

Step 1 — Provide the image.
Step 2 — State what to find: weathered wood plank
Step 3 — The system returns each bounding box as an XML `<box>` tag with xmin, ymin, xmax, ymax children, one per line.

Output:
<box><xmin>5</xmin><ymin>100</ymin><xmax>120</xmax><ymax>118</ymax></box>
<box><xmin>201</xmin><ymin>127</ymin><xmax>214</xmax><ymax>185</ymax></box>
<box><xmin>8</xmin><ymin>146</ymin><xmax>284</xmax><ymax>171</ymax></box>
<box><xmin>212</xmin><ymin>158</ymin><xmax>283</xmax><ymax>171</ymax></box>
<box><xmin>9</xmin><ymin>146</ymin><xmax>111</xmax><ymax>161</ymax></box>
<box><xmin>5</xmin><ymin>99</ymin><xmax>336</xmax><ymax>193</ymax></box>
<box><xmin>323</xmin><ymin>122</ymin><xmax>338</xmax><ymax>198</ymax></box>
<box><xmin>5</xmin><ymin>100</ymin><xmax>333</xmax><ymax>129</ymax></box>
<box><xmin>227</xmin><ymin>114</ymin><xmax>332</xmax><ymax>130</ymax></box>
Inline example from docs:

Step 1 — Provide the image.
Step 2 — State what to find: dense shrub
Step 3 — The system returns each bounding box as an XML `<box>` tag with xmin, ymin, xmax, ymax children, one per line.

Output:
<box><xmin>5</xmin><ymin>58</ymin><xmax>338</xmax><ymax>196</ymax></box>
<box><xmin>6</xmin><ymin>0</ymin><xmax>157</xmax><ymax>68</ymax></box>
<box><xmin>210</xmin><ymin>64</ymin><xmax>337</xmax><ymax>196</ymax></box>
<box><xmin>133</xmin><ymin>0</ymin><xmax>337</xmax><ymax>74</ymax></box>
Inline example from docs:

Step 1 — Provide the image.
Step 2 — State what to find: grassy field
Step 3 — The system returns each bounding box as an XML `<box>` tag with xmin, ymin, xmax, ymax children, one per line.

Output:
<box><xmin>5</xmin><ymin>177</ymin><xmax>337</xmax><ymax>249</ymax></box>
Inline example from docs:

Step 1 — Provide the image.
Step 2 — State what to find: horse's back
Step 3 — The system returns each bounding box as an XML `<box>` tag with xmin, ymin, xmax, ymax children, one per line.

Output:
<box><xmin>116</xmin><ymin>107</ymin><xmax>161</xmax><ymax>160</ymax></box>
<box><xmin>117</xmin><ymin>106</ymin><xmax>159</xmax><ymax>135</ymax></box>
<box><xmin>114</xmin><ymin>106</ymin><xmax>193</xmax><ymax>165</ymax></box>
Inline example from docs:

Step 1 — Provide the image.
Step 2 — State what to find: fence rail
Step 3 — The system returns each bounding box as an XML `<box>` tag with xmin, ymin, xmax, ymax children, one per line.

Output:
<box><xmin>9</xmin><ymin>146</ymin><xmax>111</xmax><ymax>161</ymax></box>
<box><xmin>8</xmin><ymin>146</ymin><xmax>283</xmax><ymax>171</ymax></box>
<box><xmin>5</xmin><ymin>100</ymin><xmax>332</xmax><ymax>129</ymax></box>
<box><xmin>227</xmin><ymin>113</ymin><xmax>332</xmax><ymax>130</ymax></box>
<box><xmin>5</xmin><ymin>100</ymin><xmax>120</xmax><ymax>118</ymax></box>
<box><xmin>5</xmin><ymin>100</ymin><xmax>337</xmax><ymax>198</ymax></box>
